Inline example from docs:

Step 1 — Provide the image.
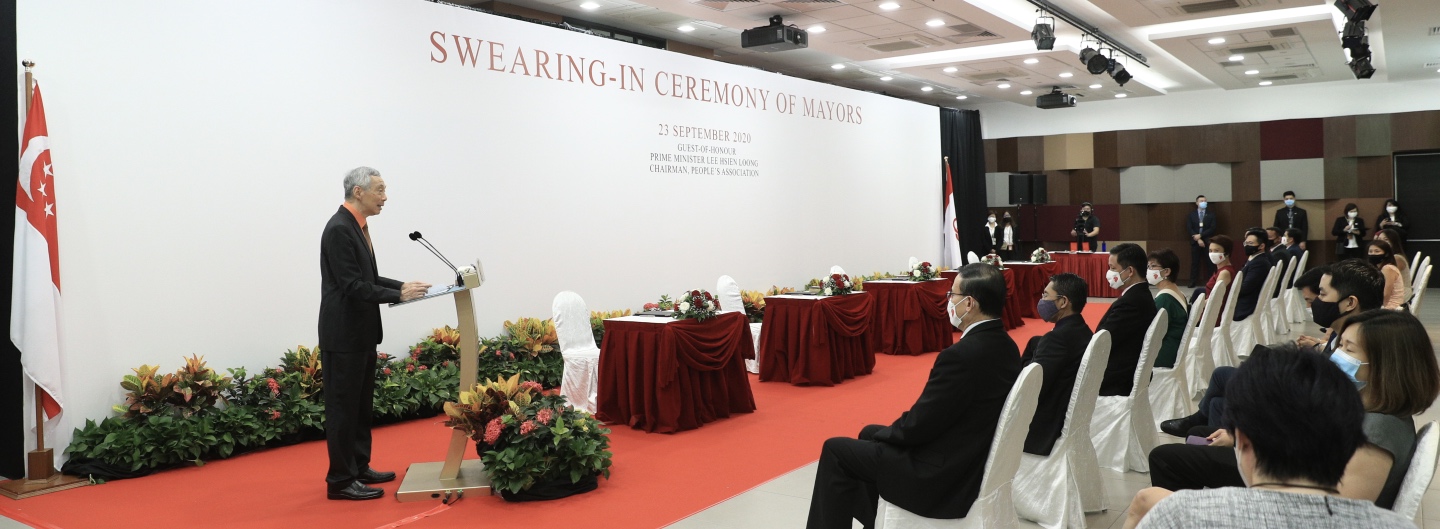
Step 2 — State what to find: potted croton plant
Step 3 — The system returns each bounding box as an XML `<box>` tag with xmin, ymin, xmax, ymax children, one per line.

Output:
<box><xmin>443</xmin><ymin>373</ymin><xmax>613</xmax><ymax>501</ymax></box>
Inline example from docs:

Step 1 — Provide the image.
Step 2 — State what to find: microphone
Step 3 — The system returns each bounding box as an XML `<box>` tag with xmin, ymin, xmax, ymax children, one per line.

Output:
<box><xmin>408</xmin><ymin>231</ymin><xmax>461</xmax><ymax>285</ymax></box>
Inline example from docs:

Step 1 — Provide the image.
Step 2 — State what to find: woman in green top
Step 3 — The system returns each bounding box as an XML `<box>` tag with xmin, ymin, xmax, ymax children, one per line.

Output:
<box><xmin>1147</xmin><ymin>249</ymin><xmax>1188</xmax><ymax>368</ymax></box>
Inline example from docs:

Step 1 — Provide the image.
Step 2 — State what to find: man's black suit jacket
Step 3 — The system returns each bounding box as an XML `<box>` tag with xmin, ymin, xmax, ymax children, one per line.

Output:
<box><xmin>1095</xmin><ymin>284</ymin><xmax>1157</xmax><ymax>397</ymax></box>
<box><xmin>870</xmin><ymin>319</ymin><xmax>1020</xmax><ymax>519</ymax></box>
<box><xmin>1232</xmin><ymin>251</ymin><xmax>1276</xmax><ymax>321</ymax></box>
<box><xmin>1273</xmin><ymin>206</ymin><xmax>1308</xmax><ymax>236</ymax></box>
<box><xmin>1019</xmin><ymin>314</ymin><xmax>1093</xmax><ymax>456</ymax></box>
<box><xmin>320</xmin><ymin>206</ymin><xmax>403</xmax><ymax>352</ymax></box>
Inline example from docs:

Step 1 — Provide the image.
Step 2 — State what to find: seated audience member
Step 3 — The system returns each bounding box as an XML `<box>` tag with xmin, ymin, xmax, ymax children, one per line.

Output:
<box><xmin>1280</xmin><ymin>228</ymin><xmax>1306</xmax><ymax>288</ymax></box>
<box><xmin>1266</xmin><ymin>226</ymin><xmax>1290</xmax><ymax>263</ymax></box>
<box><xmin>1096</xmin><ymin>243</ymin><xmax>1158</xmax><ymax>397</ymax></box>
<box><xmin>1146</xmin><ymin>249</ymin><xmax>1187</xmax><ymax>369</ymax></box>
<box><xmin>1190</xmin><ymin>234</ymin><xmax>1235</xmax><ymax>305</ymax></box>
<box><xmin>1129</xmin><ymin>345</ymin><xmax>1425</xmax><ymax>529</ymax></box>
<box><xmin>1020</xmin><ymin>273</ymin><xmax>1093</xmax><ymax>456</ymax></box>
<box><xmin>806</xmin><ymin>263</ymin><xmax>1020</xmax><ymax>529</ymax></box>
<box><xmin>1232</xmin><ymin>228</ymin><xmax>1276</xmax><ymax>321</ymax></box>
<box><xmin>1367</xmin><ymin>240</ymin><xmax>1406</xmax><ymax>310</ymax></box>
<box><xmin>1373</xmin><ymin>228</ymin><xmax>1412</xmax><ymax>302</ymax></box>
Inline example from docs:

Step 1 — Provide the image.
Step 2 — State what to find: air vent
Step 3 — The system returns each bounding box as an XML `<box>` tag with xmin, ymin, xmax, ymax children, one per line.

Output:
<box><xmin>693</xmin><ymin>0</ymin><xmax>760</xmax><ymax>11</ymax></box>
<box><xmin>868</xmin><ymin>41</ymin><xmax>921</xmax><ymax>52</ymax></box>
<box><xmin>1429</xmin><ymin>27</ymin><xmax>1440</xmax><ymax>36</ymax></box>
<box><xmin>1261</xmin><ymin>74</ymin><xmax>1298</xmax><ymax>80</ymax></box>
<box><xmin>860</xmin><ymin>35</ymin><xmax>942</xmax><ymax>53</ymax></box>
<box><xmin>1424</xmin><ymin>61</ymin><xmax>1440</xmax><ymax>68</ymax></box>
<box><xmin>1179</xmin><ymin>0</ymin><xmax>1240</xmax><ymax>14</ymax></box>
<box><xmin>1230</xmin><ymin>44</ymin><xmax>1277</xmax><ymax>54</ymax></box>
<box><xmin>960</xmin><ymin>68</ymin><xmax>1027</xmax><ymax>83</ymax></box>
<box><xmin>949</xmin><ymin>23</ymin><xmax>983</xmax><ymax>34</ymax></box>
<box><xmin>1268</xmin><ymin>28</ymin><xmax>1298</xmax><ymax>38</ymax></box>
<box><xmin>1219</xmin><ymin>61</ymin><xmax>1242</xmax><ymax>67</ymax></box>
<box><xmin>779</xmin><ymin>0</ymin><xmax>841</xmax><ymax>4</ymax></box>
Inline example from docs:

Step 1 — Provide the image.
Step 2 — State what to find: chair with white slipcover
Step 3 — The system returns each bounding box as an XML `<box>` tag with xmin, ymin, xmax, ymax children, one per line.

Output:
<box><xmin>716</xmin><ymin>275</ymin><xmax>762</xmax><ymax>374</ymax></box>
<box><xmin>909</xmin><ymin>256</ymin><xmax>921</xmax><ymax>269</ymax></box>
<box><xmin>1014</xmin><ymin>331</ymin><xmax>1112</xmax><ymax>529</ymax></box>
<box><xmin>553</xmin><ymin>291</ymin><xmax>600</xmax><ymax>414</ymax></box>
<box><xmin>831</xmin><ymin>265</ymin><xmax>846</xmax><ymax>275</ymax></box>
<box><xmin>1411</xmin><ymin>252</ymin><xmax>1425</xmax><ymax>283</ymax></box>
<box><xmin>1286</xmin><ymin>251</ymin><xmax>1311</xmax><ymax>324</ymax></box>
<box><xmin>1211</xmin><ymin>269</ymin><xmax>1243</xmax><ymax>370</ymax></box>
<box><xmin>1230</xmin><ymin>265</ymin><xmax>1275</xmax><ymax>361</ymax></box>
<box><xmin>1393</xmin><ymin>422</ymin><xmax>1439</xmax><ymax>522</ymax></box>
<box><xmin>1268</xmin><ymin>257</ymin><xmax>1297</xmax><ymax>337</ymax></box>
<box><xmin>967</xmin><ymin>251</ymin><xmax>980</xmax><ymax>265</ymax></box>
<box><xmin>1150</xmin><ymin>293</ymin><xmax>1204</xmax><ymax>432</ymax></box>
<box><xmin>1092</xmin><ymin>311</ymin><xmax>1165</xmax><ymax>472</ymax></box>
<box><xmin>873</xmin><ymin>363</ymin><xmax>1044</xmax><ymax>529</ymax></box>
<box><xmin>1187</xmin><ymin>280</ymin><xmax>1226</xmax><ymax>398</ymax></box>
<box><xmin>1410</xmin><ymin>265</ymin><xmax>1432</xmax><ymax>317</ymax></box>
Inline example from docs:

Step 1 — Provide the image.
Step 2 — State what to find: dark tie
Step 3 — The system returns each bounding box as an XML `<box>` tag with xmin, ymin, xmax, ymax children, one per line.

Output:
<box><xmin>362</xmin><ymin>224</ymin><xmax>374</xmax><ymax>255</ymax></box>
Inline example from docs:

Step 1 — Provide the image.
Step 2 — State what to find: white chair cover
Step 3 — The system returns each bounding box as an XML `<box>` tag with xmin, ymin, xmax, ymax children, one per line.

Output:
<box><xmin>1394</xmin><ymin>422</ymin><xmax>1439</xmax><ymax>522</ymax></box>
<box><xmin>830</xmin><ymin>265</ymin><xmax>846</xmax><ymax>275</ymax></box>
<box><xmin>1412</xmin><ymin>252</ymin><xmax>1426</xmax><ymax>283</ymax></box>
<box><xmin>1287</xmin><ymin>251</ymin><xmax>1311</xmax><ymax>324</ymax></box>
<box><xmin>1211</xmin><ymin>269</ymin><xmax>1242</xmax><ymax>370</ymax></box>
<box><xmin>967</xmin><ymin>251</ymin><xmax>980</xmax><ymax>265</ymax></box>
<box><xmin>875</xmin><ymin>364</ymin><xmax>1044</xmax><ymax>529</ymax></box>
<box><xmin>715</xmin><ymin>275</ymin><xmax>759</xmax><ymax>373</ymax></box>
<box><xmin>1091</xmin><ymin>311</ymin><xmax>1165</xmax><ymax>472</ymax></box>
<box><xmin>1410</xmin><ymin>265</ymin><xmax>1432</xmax><ymax>317</ymax></box>
<box><xmin>1188</xmin><ymin>281</ymin><xmax>1226</xmax><ymax>398</ymax></box>
<box><xmin>909</xmin><ymin>256</ymin><xmax>921</xmax><ymax>269</ymax></box>
<box><xmin>747</xmin><ymin>322</ymin><xmax>763</xmax><ymax>374</ymax></box>
<box><xmin>553</xmin><ymin>291</ymin><xmax>601</xmax><ymax>414</ymax></box>
<box><xmin>1230</xmin><ymin>265</ymin><xmax>1275</xmax><ymax>361</ymax></box>
<box><xmin>1014</xmin><ymin>331</ymin><xmax>1112</xmax><ymax>529</ymax></box>
<box><xmin>1151</xmin><ymin>293</ymin><xmax>1204</xmax><ymax>431</ymax></box>
<box><xmin>1269</xmin><ymin>257</ymin><xmax>1297</xmax><ymax>337</ymax></box>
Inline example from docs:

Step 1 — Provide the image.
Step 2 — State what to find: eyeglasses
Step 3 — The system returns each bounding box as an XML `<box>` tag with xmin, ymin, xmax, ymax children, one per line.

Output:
<box><xmin>947</xmin><ymin>292</ymin><xmax>966</xmax><ymax>299</ymax></box>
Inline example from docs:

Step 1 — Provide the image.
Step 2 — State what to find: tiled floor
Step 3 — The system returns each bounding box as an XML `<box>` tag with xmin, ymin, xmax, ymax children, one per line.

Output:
<box><xmin>668</xmin><ymin>288</ymin><xmax>1440</xmax><ymax>529</ymax></box>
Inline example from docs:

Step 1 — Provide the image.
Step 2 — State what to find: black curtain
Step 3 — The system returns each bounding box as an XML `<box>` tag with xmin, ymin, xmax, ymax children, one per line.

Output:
<box><xmin>940</xmin><ymin>108</ymin><xmax>988</xmax><ymax>260</ymax></box>
<box><xmin>1</xmin><ymin>8</ymin><xmax>28</xmax><ymax>478</ymax></box>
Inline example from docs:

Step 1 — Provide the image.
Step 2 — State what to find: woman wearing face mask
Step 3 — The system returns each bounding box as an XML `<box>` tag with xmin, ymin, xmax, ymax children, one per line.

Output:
<box><xmin>1333</xmin><ymin>203</ymin><xmax>1368</xmax><ymax>261</ymax></box>
<box><xmin>1146</xmin><ymin>249</ymin><xmax>1187</xmax><ymax>368</ymax></box>
<box><xmin>998</xmin><ymin>213</ymin><xmax>1016</xmax><ymax>261</ymax></box>
<box><xmin>1189</xmin><ymin>234</ymin><xmax>1234</xmax><ymax>306</ymax></box>
<box><xmin>1375</xmin><ymin>199</ymin><xmax>1407</xmax><ymax>242</ymax></box>
<box><xmin>1374</xmin><ymin>229</ymin><xmax>1412</xmax><ymax>302</ymax></box>
<box><xmin>1126</xmin><ymin>309</ymin><xmax>1440</xmax><ymax>528</ymax></box>
<box><xmin>1367</xmin><ymin>240</ymin><xmax>1405</xmax><ymax>310</ymax></box>
<box><xmin>984</xmin><ymin>210</ymin><xmax>1001</xmax><ymax>255</ymax></box>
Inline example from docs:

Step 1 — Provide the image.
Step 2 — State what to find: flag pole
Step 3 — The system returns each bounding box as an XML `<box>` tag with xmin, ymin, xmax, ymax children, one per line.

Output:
<box><xmin>1</xmin><ymin>60</ymin><xmax>89</xmax><ymax>499</ymax></box>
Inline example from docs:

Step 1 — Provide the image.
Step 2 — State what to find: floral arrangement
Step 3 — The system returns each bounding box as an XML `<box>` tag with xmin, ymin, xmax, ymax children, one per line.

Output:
<box><xmin>740</xmin><ymin>290</ymin><xmax>767</xmax><ymax>323</ymax></box>
<box><xmin>981</xmin><ymin>253</ymin><xmax>1005</xmax><ymax>268</ymax></box>
<box><xmin>908</xmin><ymin>261</ymin><xmax>938</xmax><ymax>281</ymax></box>
<box><xmin>642</xmin><ymin>294</ymin><xmax>675</xmax><ymax>312</ymax></box>
<box><xmin>672</xmin><ymin>290</ymin><xmax>721</xmax><ymax>321</ymax></box>
<box><xmin>410</xmin><ymin>326</ymin><xmax>461</xmax><ymax>366</ymax></box>
<box><xmin>502</xmin><ymin>317</ymin><xmax>558</xmax><ymax>358</ymax></box>
<box><xmin>443</xmin><ymin>374</ymin><xmax>612</xmax><ymax>498</ymax></box>
<box><xmin>822</xmin><ymin>273</ymin><xmax>856</xmax><ymax>296</ymax></box>
<box><xmin>1030</xmin><ymin>247</ymin><xmax>1052</xmax><ymax>263</ymax></box>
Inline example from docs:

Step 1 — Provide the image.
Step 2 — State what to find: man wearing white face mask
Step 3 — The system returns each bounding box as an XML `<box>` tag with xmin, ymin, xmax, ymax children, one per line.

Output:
<box><xmin>1185</xmin><ymin>195</ymin><xmax>1217</xmax><ymax>288</ymax></box>
<box><xmin>806</xmin><ymin>263</ymin><xmax>1020</xmax><ymax>529</ymax></box>
<box><xmin>1096</xmin><ymin>243</ymin><xmax>1158</xmax><ymax>397</ymax></box>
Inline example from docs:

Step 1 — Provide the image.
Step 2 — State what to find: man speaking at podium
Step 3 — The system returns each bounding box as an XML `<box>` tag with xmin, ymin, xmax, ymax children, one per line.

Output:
<box><xmin>319</xmin><ymin>167</ymin><xmax>431</xmax><ymax>500</ymax></box>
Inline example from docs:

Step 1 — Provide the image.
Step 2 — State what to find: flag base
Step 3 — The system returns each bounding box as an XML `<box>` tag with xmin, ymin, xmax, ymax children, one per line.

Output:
<box><xmin>0</xmin><ymin>449</ymin><xmax>89</xmax><ymax>500</ymax></box>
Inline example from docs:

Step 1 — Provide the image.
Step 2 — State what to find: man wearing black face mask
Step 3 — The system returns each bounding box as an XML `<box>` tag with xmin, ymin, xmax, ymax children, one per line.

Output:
<box><xmin>1071</xmin><ymin>202</ymin><xmax>1100</xmax><ymax>250</ymax></box>
<box><xmin>1307</xmin><ymin>259</ymin><xmax>1386</xmax><ymax>354</ymax></box>
<box><xmin>1019</xmin><ymin>273</ymin><xmax>1092</xmax><ymax>456</ymax></box>
<box><xmin>1232</xmin><ymin>228</ymin><xmax>1277</xmax><ymax>322</ymax></box>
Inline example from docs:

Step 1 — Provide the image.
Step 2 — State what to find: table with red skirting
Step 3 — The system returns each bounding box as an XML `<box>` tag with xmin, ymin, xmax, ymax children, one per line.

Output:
<box><xmin>940</xmin><ymin>269</ymin><xmax>1023</xmax><ymax>330</ymax></box>
<box><xmin>1050</xmin><ymin>252</ymin><xmax>1123</xmax><ymax>297</ymax></box>
<box><xmin>759</xmin><ymin>292</ymin><xmax>877</xmax><ymax>386</ymax></box>
<box><xmin>861</xmin><ymin>278</ymin><xmax>955</xmax><ymax>355</ymax></box>
<box><xmin>596</xmin><ymin>311</ymin><xmax>756</xmax><ymax>433</ymax></box>
<box><xmin>1005</xmin><ymin>262</ymin><xmax>1063</xmax><ymax>318</ymax></box>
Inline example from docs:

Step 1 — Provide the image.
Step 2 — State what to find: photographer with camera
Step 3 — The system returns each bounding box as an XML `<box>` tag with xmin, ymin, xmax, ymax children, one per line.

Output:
<box><xmin>1070</xmin><ymin>202</ymin><xmax>1100</xmax><ymax>250</ymax></box>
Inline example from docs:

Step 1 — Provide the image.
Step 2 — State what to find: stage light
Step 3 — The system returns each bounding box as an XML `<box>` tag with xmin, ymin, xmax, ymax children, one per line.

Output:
<box><xmin>1031</xmin><ymin>15</ymin><xmax>1056</xmax><ymax>50</ymax></box>
<box><xmin>1349</xmin><ymin>56</ymin><xmax>1375</xmax><ymax>78</ymax></box>
<box><xmin>1079</xmin><ymin>46</ymin><xmax>1099</xmax><ymax>67</ymax></box>
<box><xmin>1348</xmin><ymin>37</ymin><xmax>1371</xmax><ymax>60</ymax></box>
<box><xmin>1109</xmin><ymin>61</ymin><xmax>1132</xmax><ymax>86</ymax></box>
<box><xmin>1342</xmin><ymin>19</ymin><xmax>1366</xmax><ymax>48</ymax></box>
<box><xmin>1334</xmin><ymin>0</ymin><xmax>1377</xmax><ymax>21</ymax></box>
<box><xmin>1085</xmin><ymin>48</ymin><xmax>1112</xmax><ymax>75</ymax></box>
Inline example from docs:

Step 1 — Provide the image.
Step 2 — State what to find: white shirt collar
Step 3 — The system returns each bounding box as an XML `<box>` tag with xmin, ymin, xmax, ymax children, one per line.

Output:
<box><xmin>963</xmin><ymin>318</ymin><xmax>998</xmax><ymax>335</ymax></box>
<box><xmin>1120</xmin><ymin>281</ymin><xmax>1141</xmax><ymax>296</ymax></box>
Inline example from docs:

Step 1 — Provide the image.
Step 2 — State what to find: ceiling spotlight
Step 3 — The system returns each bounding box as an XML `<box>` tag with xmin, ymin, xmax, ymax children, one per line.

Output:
<box><xmin>1245</xmin><ymin>69</ymin><xmax>1259</xmax><ymax>75</ymax></box>
<box><xmin>1020</xmin><ymin>90</ymin><xmax>1034</xmax><ymax>95</ymax></box>
<box><xmin>878</xmin><ymin>1</ymin><xmax>900</xmax><ymax>10</ymax></box>
<box><xmin>1110</xmin><ymin>61</ymin><xmax>1132</xmax><ymax>86</ymax></box>
<box><xmin>1208</xmin><ymin>37</ymin><xmax>1226</xmax><ymax>44</ymax></box>
<box><xmin>1349</xmin><ymin>55</ymin><xmax>1376</xmax><ymax>79</ymax></box>
<box><xmin>831</xmin><ymin>63</ymin><xmax>846</xmax><ymax>70</ymax></box>
<box><xmin>956</xmin><ymin>95</ymin><xmax>968</xmax><ymax>100</ymax></box>
<box><xmin>678</xmin><ymin>25</ymin><xmax>696</xmax><ymax>32</ymax></box>
<box><xmin>809</xmin><ymin>25</ymin><xmax>827</xmax><ymax>33</ymax></box>
<box><xmin>579</xmin><ymin>1</ymin><xmax>600</xmax><ymax>9</ymax></box>
<box><xmin>1059</xmin><ymin>72</ymin><xmax>1073</xmax><ymax>78</ymax></box>
<box><xmin>998</xmin><ymin>83</ymin><xmax>1011</xmax><ymax>89</ymax></box>
<box><xmin>1089</xmin><ymin>83</ymin><xmax>1102</xmax><ymax>89</ymax></box>
<box><xmin>1342</xmin><ymin>19</ymin><xmax>1366</xmax><ymax>48</ymax></box>
<box><xmin>1348</xmin><ymin>37</ymin><xmax>1371</xmax><ymax>60</ymax></box>
<box><xmin>943</xmin><ymin>66</ymin><xmax>958</xmax><ymax>73</ymax></box>
<box><xmin>1079</xmin><ymin>46</ymin><xmax>1100</xmax><ymax>68</ymax></box>
<box><xmin>1024</xmin><ymin>58</ymin><xmax>1040</xmax><ymax>65</ymax></box>
<box><xmin>1228</xmin><ymin>54</ymin><xmax>1244</xmax><ymax>62</ymax></box>
<box><xmin>1114</xmin><ymin>93</ymin><xmax>1128</xmax><ymax>98</ymax></box>
<box><xmin>879</xmin><ymin>76</ymin><xmax>893</xmax><ymax>81</ymax></box>
<box><xmin>926</xmin><ymin>19</ymin><xmax>946</xmax><ymax>27</ymax></box>
<box><xmin>1259</xmin><ymin>81</ymin><xmax>1273</xmax><ymax>86</ymax></box>
<box><xmin>1334</xmin><ymin>0</ymin><xmax>1377</xmax><ymax>21</ymax></box>
<box><xmin>1085</xmin><ymin>48</ymin><xmax>1112</xmax><ymax>75</ymax></box>
<box><xmin>921</xmin><ymin>86</ymin><xmax>934</xmax><ymax>92</ymax></box>
<box><xmin>1031</xmin><ymin>15</ymin><xmax>1056</xmax><ymax>50</ymax></box>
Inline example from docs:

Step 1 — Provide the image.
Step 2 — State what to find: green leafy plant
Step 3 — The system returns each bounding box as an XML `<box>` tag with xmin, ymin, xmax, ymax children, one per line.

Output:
<box><xmin>503</xmin><ymin>317</ymin><xmax>559</xmax><ymax>358</ymax></box>
<box><xmin>114</xmin><ymin>365</ymin><xmax>178</xmax><ymax>418</ymax></box>
<box><xmin>410</xmin><ymin>326</ymin><xmax>461</xmax><ymax>365</ymax></box>
<box><xmin>169</xmin><ymin>355</ymin><xmax>233</xmax><ymax>418</ymax></box>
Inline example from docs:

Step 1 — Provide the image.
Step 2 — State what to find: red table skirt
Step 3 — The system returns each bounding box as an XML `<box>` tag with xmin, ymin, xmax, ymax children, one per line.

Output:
<box><xmin>759</xmin><ymin>293</ymin><xmax>877</xmax><ymax>386</ymax></box>
<box><xmin>1006</xmin><ymin>262</ymin><xmax>1062</xmax><ymax>319</ymax></box>
<box><xmin>596</xmin><ymin>311</ymin><xmax>756</xmax><ymax>433</ymax></box>
<box><xmin>862</xmin><ymin>279</ymin><xmax>954</xmax><ymax>355</ymax></box>
<box><xmin>941</xmin><ymin>269</ymin><xmax>1022</xmax><ymax>330</ymax></box>
<box><xmin>1052</xmin><ymin>252</ymin><xmax>1122</xmax><ymax>297</ymax></box>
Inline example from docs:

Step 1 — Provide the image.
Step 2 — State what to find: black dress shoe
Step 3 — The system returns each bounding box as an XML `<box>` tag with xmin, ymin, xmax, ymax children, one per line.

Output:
<box><xmin>328</xmin><ymin>481</ymin><xmax>384</xmax><ymax>500</ymax></box>
<box><xmin>1160</xmin><ymin>413</ymin><xmax>1206</xmax><ymax>438</ymax></box>
<box><xmin>358</xmin><ymin>468</ymin><xmax>396</xmax><ymax>484</ymax></box>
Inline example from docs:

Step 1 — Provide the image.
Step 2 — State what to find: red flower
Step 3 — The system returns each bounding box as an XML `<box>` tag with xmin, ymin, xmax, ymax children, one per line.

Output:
<box><xmin>412</xmin><ymin>346</ymin><xmax>421</xmax><ymax>355</ymax></box>
<box><xmin>703</xmin><ymin>291</ymin><xmax>713</xmax><ymax>300</ymax></box>
<box><xmin>536</xmin><ymin>408</ymin><xmax>553</xmax><ymax>425</ymax></box>
<box><xmin>418</xmin><ymin>365</ymin><xmax>428</xmax><ymax>371</ymax></box>
<box><xmin>520</xmin><ymin>381</ymin><xmax>544</xmax><ymax>393</ymax></box>
<box><xmin>520</xmin><ymin>420</ymin><xmax>536</xmax><ymax>436</ymax></box>
<box><xmin>691</xmin><ymin>290</ymin><xmax>701</xmax><ymax>297</ymax></box>
<box><xmin>269</xmin><ymin>410</ymin><xmax>281</xmax><ymax>421</ymax></box>
<box><xmin>483</xmin><ymin>418</ymin><xmax>504</xmax><ymax>445</ymax></box>
<box><xmin>443</xmin><ymin>361</ymin><xmax>451</xmax><ymax>367</ymax></box>
<box><xmin>377</xmin><ymin>352</ymin><xmax>390</xmax><ymax>360</ymax></box>
<box><xmin>644</xmin><ymin>302</ymin><xmax>658</xmax><ymax>310</ymax></box>
<box><xmin>382</xmin><ymin>367</ymin><xmax>392</xmax><ymax>376</ymax></box>
<box><xmin>406</xmin><ymin>364</ymin><xmax>415</xmax><ymax>373</ymax></box>
<box><xmin>266</xmin><ymin>377</ymin><xmax>280</xmax><ymax>397</ymax></box>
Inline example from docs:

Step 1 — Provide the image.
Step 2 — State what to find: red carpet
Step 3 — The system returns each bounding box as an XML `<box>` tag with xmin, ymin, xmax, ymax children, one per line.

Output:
<box><xmin>0</xmin><ymin>303</ymin><xmax>1110</xmax><ymax>528</ymax></box>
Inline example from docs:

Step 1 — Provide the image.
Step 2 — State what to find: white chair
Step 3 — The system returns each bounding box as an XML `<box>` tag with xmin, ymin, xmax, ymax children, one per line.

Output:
<box><xmin>1211</xmin><ymin>269</ymin><xmax>1242</xmax><ymax>370</ymax></box>
<box><xmin>1014</xmin><ymin>331</ymin><xmax>1112</xmax><ymax>529</ymax></box>
<box><xmin>1187</xmin><ymin>281</ymin><xmax>1226</xmax><ymax>398</ymax></box>
<box><xmin>1393</xmin><ymin>422</ymin><xmax>1439</xmax><ymax>522</ymax></box>
<box><xmin>1151</xmin><ymin>293</ymin><xmax>1204</xmax><ymax>432</ymax></box>
<box><xmin>715</xmin><ymin>275</ymin><xmax>761</xmax><ymax>374</ymax></box>
<box><xmin>966</xmin><ymin>251</ymin><xmax>980</xmax><ymax>265</ymax></box>
<box><xmin>831</xmin><ymin>265</ymin><xmax>846</xmax><ymax>275</ymax></box>
<box><xmin>1418</xmin><ymin>257</ymin><xmax>1432</xmax><ymax>287</ymax></box>
<box><xmin>1230</xmin><ymin>266</ymin><xmax>1275</xmax><ymax>361</ymax></box>
<box><xmin>1092</xmin><ymin>311</ymin><xmax>1165</xmax><ymax>473</ymax></box>
<box><xmin>874</xmin><ymin>364</ymin><xmax>1044</xmax><ymax>529</ymax></box>
<box><xmin>1411</xmin><ymin>251</ymin><xmax>1425</xmax><ymax>283</ymax></box>
<box><xmin>908</xmin><ymin>256</ymin><xmax>921</xmax><ymax>269</ymax></box>
<box><xmin>553</xmin><ymin>291</ymin><xmax>600</xmax><ymax>414</ymax></box>
<box><xmin>1286</xmin><ymin>251</ymin><xmax>1311</xmax><ymax>324</ymax></box>
<box><xmin>1410</xmin><ymin>265</ymin><xmax>1432</xmax><ymax>317</ymax></box>
<box><xmin>1269</xmin><ymin>257</ymin><xmax>1297</xmax><ymax>337</ymax></box>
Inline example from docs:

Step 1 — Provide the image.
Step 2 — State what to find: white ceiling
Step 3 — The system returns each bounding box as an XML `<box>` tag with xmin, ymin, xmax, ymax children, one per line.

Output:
<box><xmin>462</xmin><ymin>0</ymin><xmax>1440</xmax><ymax>108</ymax></box>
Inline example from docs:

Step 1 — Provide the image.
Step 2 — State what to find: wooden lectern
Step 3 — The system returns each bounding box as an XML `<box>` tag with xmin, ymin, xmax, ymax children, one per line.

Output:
<box><xmin>390</xmin><ymin>263</ymin><xmax>492</xmax><ymax>502</ymax></box>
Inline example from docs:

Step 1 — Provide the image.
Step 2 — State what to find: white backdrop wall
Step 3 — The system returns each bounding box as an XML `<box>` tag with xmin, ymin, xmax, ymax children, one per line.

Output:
<box><xmin>15</xmin><ymin>0</ymin><xmax>941</xmax><ymax>446</ymax></box>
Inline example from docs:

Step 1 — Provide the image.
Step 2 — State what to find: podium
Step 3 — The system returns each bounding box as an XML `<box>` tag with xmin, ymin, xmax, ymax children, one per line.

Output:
<box><xmin>390</xmin><ymin>266</ymin><xmax>492</xmax><ymax>502</ymax></box>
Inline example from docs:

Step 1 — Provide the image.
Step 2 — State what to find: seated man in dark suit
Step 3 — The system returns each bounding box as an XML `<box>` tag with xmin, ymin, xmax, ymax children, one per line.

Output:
<box><xmin>1232</xmin><ymin>227</ymin><xmax>1277</xmax><ymax>321</ymax></box>
<box><xmin>1096</xmin><ymin>243</ymin><xmax>1158</xmax><ymax>397</ymax></box>
<box><xmin>1021</xmin><ymin>273</ymin><xmax>1093</xmax><ymax>456</ymax></box>
<box><xmin>806</xmin><ymin>263</ymin><xmax>1021</xmax><ymax>528</ymax></box>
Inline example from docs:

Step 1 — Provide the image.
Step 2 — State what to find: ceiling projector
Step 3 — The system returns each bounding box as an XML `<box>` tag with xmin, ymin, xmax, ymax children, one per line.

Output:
<box><xmin>1036</xmin><ymin>87</ymin><xmax>1076</xmax><ymax>109</ymax></box>
<box><xmin>742</xmin><ymin>15</ymin><xmax>808</xmax><ymax>52</ymax></box>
